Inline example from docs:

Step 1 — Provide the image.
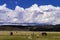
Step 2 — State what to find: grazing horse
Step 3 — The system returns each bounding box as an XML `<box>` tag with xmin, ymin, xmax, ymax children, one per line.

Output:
<box><xmin>42</xmin><ymin>32</ymin><xmax>47</xmax><ymax>36</ymax></box>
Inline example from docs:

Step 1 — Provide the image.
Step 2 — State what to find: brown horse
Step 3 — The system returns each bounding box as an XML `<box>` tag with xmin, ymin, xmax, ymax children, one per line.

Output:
<box><xmin>42</xmin><ymin>32</ymin><xmax>47</xmax><ymax>36</ymax></box>
<box><xmin>10</xmin><ymin>32</ymin><xmax>13</xmax><ymax>36</ymax></box>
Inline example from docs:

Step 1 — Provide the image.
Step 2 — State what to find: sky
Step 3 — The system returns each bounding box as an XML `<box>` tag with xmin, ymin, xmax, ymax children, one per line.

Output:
<box><xmin>0</xmin><ymin>0</ymin><xmax>60</xmax><ymax>25</ymax></box>
<box><xmin>0</xmin><ymin>0</ymin><xmax>60</xmax><ymax>10</ymax></box>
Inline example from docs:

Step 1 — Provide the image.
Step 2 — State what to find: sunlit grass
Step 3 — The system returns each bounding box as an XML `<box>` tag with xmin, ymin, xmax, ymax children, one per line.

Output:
<box><xmin>0</xmin><ymin>31</ymin><xmax>60</xmax><ymax>40</ymax></box>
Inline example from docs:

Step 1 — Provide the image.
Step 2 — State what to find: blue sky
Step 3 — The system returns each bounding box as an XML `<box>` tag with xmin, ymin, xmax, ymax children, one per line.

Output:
<box><xmin>0</xmin><ymin>0</ymin><xmax>60</xmax><ymax>10</ymax></box>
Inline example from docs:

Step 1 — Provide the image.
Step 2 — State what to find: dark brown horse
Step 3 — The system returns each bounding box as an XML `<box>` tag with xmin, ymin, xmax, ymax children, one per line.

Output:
<box><xmin>42</xmin><ymin>32</ymin><xmax>47</xmax><ymax>36</ymax></box>
<box><xmin>10</xmin><ymin>32</ymin><xmax>13</xmax><ymax>36</ymax></box>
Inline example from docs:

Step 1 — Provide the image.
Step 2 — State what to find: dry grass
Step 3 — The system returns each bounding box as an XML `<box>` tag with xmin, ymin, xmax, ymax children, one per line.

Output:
<box><xmin>0</xmin><ymin>31</ymin><xmax>60</xmax><ymax>40</ymax></box>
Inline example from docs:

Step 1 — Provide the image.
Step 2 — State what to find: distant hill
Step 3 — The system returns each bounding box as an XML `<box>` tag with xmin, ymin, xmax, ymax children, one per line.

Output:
<box><xmin>0</xmin><ymin>24</ymin><xmax>60</xmax><ymax>31</ymax></box>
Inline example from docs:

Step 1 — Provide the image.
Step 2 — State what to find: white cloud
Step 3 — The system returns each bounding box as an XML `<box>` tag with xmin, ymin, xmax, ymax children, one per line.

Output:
<box><xmin>0</xmin><ymin>4</ymin><xmax>60</xmax><ymax>25</ymax></box>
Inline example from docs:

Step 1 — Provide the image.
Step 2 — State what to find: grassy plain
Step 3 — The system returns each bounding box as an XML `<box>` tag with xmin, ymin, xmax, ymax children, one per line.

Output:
<box><xmin>0</xmin><ymin>31</ymin><xmax>60</xmax><ymax>40</ymax></box>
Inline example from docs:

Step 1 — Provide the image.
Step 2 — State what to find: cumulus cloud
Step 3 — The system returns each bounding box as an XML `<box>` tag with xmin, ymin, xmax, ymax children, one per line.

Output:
<box><xmin>0</xmin><ymin>4</ymin><xmax>60</xmax><ymax>25</ymax></box>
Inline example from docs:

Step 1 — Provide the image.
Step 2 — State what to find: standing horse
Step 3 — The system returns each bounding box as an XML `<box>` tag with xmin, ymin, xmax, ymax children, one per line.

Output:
<box><xmin>10</xmin><ymin>32</ymin><xmax>13</xmax><ymax>36</ymax></box>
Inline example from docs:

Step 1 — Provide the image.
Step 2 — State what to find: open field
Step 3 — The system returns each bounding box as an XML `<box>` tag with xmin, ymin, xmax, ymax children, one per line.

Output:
<box><xmin>0</xmin><ymin>31</ymin><xmax>60</xmax><ymax>40</ymax></box>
